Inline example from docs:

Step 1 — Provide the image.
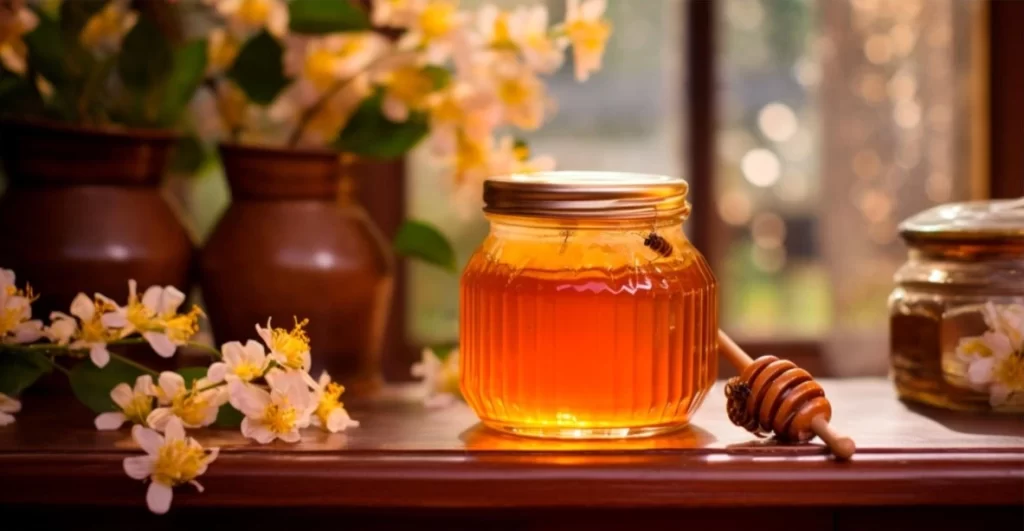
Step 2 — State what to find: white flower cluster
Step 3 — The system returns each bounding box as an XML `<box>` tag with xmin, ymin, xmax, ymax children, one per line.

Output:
<box><xmin>196</xmin><ymin>0</ymin><xmax>611</xmax><ymax>193</ymax></box>
<box><xmin>954</xmin><ymin>302</ymin><xmax>1024</xmax><ymax>407</ymax></box>
<box><xmin>0</xmin><ymin>268</ymin><xmax>357</xmax><ymax>514</ymax></box>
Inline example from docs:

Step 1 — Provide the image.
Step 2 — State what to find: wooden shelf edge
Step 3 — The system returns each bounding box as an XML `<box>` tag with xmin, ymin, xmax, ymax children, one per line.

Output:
<box><xmin>1</xmin><ymin>451</ymin><xmax>1021</xmax><ymax>509</ymax></box>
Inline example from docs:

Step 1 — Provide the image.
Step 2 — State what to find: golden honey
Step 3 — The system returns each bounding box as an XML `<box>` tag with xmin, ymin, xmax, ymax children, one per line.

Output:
<box><xmin>460</xmin><ymin>172</ymin><xmax>718</xmax><ymax>438</ymax></box>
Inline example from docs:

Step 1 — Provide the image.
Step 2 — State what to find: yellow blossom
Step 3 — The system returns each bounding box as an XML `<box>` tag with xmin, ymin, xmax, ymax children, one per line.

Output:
<box><xmin>124</xmin><ymin>418</ymin><xmax>219</xmax><ymax>514</ymax></box>
<box><xmin>101</xmin><ymin>281</ymin><xmax>202</xmax><ymax>358</ymax></box>
<box><xmin>48</xmin><ymin>293</ymin><xmax>118</xmax><ymax>367</ymax></box>
<box><xmin>256</xmin><ymin>317</ymin><xmax>312</xmax><ymax>371</ymax></box>
<box><xmin>0</xmin><ymin>268</ymin><xmax>42</xmax><ymax>345</ymax></box>
<box><xmin>95</xmin><ymin>375</ymin><xmax>155</xmax><ymax>430</ymax></box>
<box><xmin>207</xmin><ymin>28</ymin><xmax>240</xmax><ymax>75</ymax></box>
<box><xmin>379</xmin><ymin>63</ymin><xmax>437</xmax><ymax>122</ymax></box>
<box><xmin>494</xmin><ymin>63</ymin><xmax>547</xmax><ymax>130</ymax></box>
<box><xmin>0</xmin><ymin>1</ymin><xmax>38</xmax><ymax>75</ymax></box>
<box><xmin>563</xmin><ymin>0</ymin><xmax>611</xmax><ymax>81</ymax></box>
<box><xmin>146</xmin><ymin>372</ymin><xmax>227</xmax><ymax>431</ymax></box>
<box><xmin>79</xmin><ymin>0</ymin><xmax>138</xmax><ymax>54</ymax></box>
<box><xmin>229</xmin><ymin>370</ymin><xmax>316</xmax><ymax>444</ymax></box>
<box><xmin>211</xmin><ymin>0</ymin><xmax>288</xmax><ymax>38</ymax></box>
<box><xmin>311</xmin><ymin>372</ymin><xmax>359</xmax><ymax>433</ymax></box>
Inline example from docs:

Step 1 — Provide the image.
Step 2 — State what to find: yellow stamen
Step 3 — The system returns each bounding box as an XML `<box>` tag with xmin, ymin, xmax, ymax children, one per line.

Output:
<box><xmin>419</xmin><ymin>1</ymin><xmax>457</xmax><ymax>41</ymax></box>
<box><xmin>270</xmin><ymin>318</ymin><xmax>311</xmax><ymax>370</ymax></box>
<box><xmin>263</xmin><ymin>402</ymin><xmax>298</xmax><ymax>434</ymax></box>
<box><xmin>386</xmin><ymin>65</ymin><xmax>435</xmax><ymax>110</ymax></box>
<box><xmin>170</xmin><ymin>385</ymin><xmax>211</xmax><ymax>426</ymax></box>
<box><xmin>567</xmin><ymin>18</ymin><xmax>612</xmax><ymax>53</ymax></box>
<box><xmin>994</xmin><ymin>353</ymin><xmax>1024</xmax><ymax>392</ymax></box>
<box><xmin>123</xmin><ymin>393</ymin><xmax>153</xmax><ymax>425</ymax></box>
<box><xmin>236</xmin><ymin>0</ymin><xmax>271</xmax><ymax>26</ymax></box>
<box><xmin>315</xmin><ymin>382</ymin><xmax>346</xmax><ymax>426</ymax></box>
<box><xmin>152</xmin><ymin>439</ymin><xmax>207</xmax><ymax>487</ymax></box>
<box><xmin>231</xmin><ymin>361</ymin><xmax>264</xmax><ymax>382</ymax></box>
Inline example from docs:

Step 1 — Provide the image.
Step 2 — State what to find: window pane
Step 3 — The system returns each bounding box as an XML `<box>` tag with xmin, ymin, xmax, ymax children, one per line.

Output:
<box><xmin>717</xmin><ymin>0</ymin><xmax>981</xmax><ymax>373</ymax></box>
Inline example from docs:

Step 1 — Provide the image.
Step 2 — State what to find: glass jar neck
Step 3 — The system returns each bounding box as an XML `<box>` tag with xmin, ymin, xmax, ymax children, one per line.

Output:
<box><xmin>486</xmin><ymin>213</ymin><xmax>686</xmax><ymax>234</ymax></box>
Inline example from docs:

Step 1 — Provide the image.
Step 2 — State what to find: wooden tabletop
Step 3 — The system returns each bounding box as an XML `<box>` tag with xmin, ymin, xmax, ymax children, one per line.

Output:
<box><xmin>1</xmin><ymin>378</ymin><xmax>1021</xmax><ymax>509</ymax></box>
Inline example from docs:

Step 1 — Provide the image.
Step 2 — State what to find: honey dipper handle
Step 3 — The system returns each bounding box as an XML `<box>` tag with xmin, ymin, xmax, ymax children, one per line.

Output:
<box><xmin>718</xmin><ymin>330</ymin><xmax>754</xmax><ymax>370</ymax></box>
<box><xmin>811</xmin><ymin>415</ymin><xmax>856</xmax><ymax>460</ymax></box>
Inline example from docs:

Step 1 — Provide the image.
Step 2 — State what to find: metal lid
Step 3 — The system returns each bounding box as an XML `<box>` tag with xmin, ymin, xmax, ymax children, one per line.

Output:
<box><xmin>898</xmin><ymin>198</ymin><xmax>1024</xmax><ymax>243</ymax></box>
<box><xmin>482</xmin><ymin>171</ymin><xmax>691</xmax><ymax>221</ymax></box>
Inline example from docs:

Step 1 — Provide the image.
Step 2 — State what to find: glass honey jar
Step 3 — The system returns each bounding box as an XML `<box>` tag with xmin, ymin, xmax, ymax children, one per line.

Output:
<box><xmin>460</xmin><ymin>171</ymin><xmax>718</xmax><ymax>438</ymax></box>
<box><xmin>889</xmin><ymin>198</ymin><xmax>1024</xmax><ymax>413</ymax></box>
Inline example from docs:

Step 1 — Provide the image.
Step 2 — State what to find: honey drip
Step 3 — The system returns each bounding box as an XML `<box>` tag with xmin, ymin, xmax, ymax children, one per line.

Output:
<box><xmin>460</xmin><ymin>225</ymin><xmax>718</xmax><ymax>437</ymax></box>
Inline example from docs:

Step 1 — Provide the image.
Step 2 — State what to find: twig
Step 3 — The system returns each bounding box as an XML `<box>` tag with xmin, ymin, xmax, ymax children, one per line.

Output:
<box><xmin>109</xmin><ymin>353</ymin><xmax>159</xmax><ymax>377</ymax></box>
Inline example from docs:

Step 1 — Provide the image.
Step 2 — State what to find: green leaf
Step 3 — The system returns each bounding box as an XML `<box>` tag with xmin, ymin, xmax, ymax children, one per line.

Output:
<box><xmin>394</xmin><ymin>219</ymin><xmax>457</xmax><ymax>273</ymax></box>
<box><xmin>168</xmin><ymin>135</ymin><xmax>209</xmax><ymax>175</ymax></box>
<box><xmin>0</xmin><ymin>351</ymin><xmax>52</xmax><ymax>396</ymax></box>
<box><xmin>334</xmin><ymin>90</ymin><xmax>429</xmax><ymax>159</ymax></box>
<box><xmin>430</xmin><ymin>344</ymin><xmax>456</xmax><ymax>362</ymax></box>
<box><xmin>227</xmin><ymin>30</ymin><xmax>289</xmax><ymax>105</ymax></box>
<box><xmin>159</xmin><ymin>39</ymin><xmax>208</xmax><ymax>125</ymax></box>
<box><xmin>23</xmin><ymin>11</ymin><xmax>65</xmax><ymax>85</ymax></box>
<box><xmin>423</xmin><ymin>66</ymin><xmax>452</xmax><ymax>90</ymax></box>
<box><xmin>69</xmin><ymin>358</ymin><xmax>146</xmax><ymax>414</ymax></box>
<box><xmin>176</xmin><ymin>366</ymin><xmax>207</xmax><ymax>387</ymax></box>
<box><xmin>214</xmin><ymin>403</ymin><xmax>244</xmax><ymax>428</ymax></box>
<box><xmin>288</xmin><ymin>0</ymin><xmax>370</xmax><ymax>34</ymax></box>
<box><xmin>118</xmin><ymin>16</ymin><xmax>173</xmax><ymax>92</ymax></box>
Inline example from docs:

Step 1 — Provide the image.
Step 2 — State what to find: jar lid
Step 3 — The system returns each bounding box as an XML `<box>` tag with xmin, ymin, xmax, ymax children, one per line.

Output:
<box><xmin>898</xmin><ymin>198</ymin><xmax>1024</xmax><ymax>243</ymax></box>
<box><xmin>483</xmin><ymin>171</ymin><xmax>691</xmax><ymax>220</ymax></box>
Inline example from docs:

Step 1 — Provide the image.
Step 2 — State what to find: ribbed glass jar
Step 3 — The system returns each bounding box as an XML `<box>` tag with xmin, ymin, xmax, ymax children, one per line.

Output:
<box><xmin>460</xmin><ymin>172</ymin><xmax>718</xmax><ymax>439</ymax></box>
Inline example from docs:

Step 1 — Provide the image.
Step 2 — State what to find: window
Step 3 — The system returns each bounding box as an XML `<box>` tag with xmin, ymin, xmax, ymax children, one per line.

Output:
<box><xmin>407</xmin><ymin>0</ymin><xmax>988</xmax><ymax>378</ymax></box>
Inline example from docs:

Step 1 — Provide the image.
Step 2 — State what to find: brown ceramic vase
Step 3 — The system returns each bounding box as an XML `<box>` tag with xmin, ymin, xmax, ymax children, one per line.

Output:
<box><xmin>0</xmin><ymin>119</ymin><xmax>194</xmax><ymax>320</ymax></box>
<box><xmin>200</xmin><ymin>144</ymin><xmax>393</xmax><ymax>395</ymax></box>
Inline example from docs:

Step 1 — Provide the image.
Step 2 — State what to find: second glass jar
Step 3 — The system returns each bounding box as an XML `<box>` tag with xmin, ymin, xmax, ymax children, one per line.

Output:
<box><xmin>460</xmin><ymin>172</ymin><xmax>718</xmax><ymax>439</ymax></box>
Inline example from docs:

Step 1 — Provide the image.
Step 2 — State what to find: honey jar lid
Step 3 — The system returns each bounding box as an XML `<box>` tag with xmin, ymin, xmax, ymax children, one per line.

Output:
<box><xmin>898</xmin><ymin>198</ymin><xmax>1024</xmax><ymax>243</ymax></box>
<box><xmin>482</xmin><ymin>171</ymin><xmax>690</xmax><ymax>220</ymax></box>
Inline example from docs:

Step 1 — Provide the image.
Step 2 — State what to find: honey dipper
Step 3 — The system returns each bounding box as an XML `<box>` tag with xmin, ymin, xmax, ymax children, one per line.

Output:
<box><xmin>718</xmin><ymin>330</ymin><xmax>856</xmax><ymax>460</ymax></box>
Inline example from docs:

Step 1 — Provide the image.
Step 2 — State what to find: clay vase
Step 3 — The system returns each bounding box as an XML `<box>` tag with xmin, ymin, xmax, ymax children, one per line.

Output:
<box><xmin>200</xmin><ymin>144</ymin><xmax>393</xmax><ymax>395</ymax></box>
<box><xmin>0</xmin><ymin>119</ymin><xmax>194</xmax><ymax>320</ymax></box>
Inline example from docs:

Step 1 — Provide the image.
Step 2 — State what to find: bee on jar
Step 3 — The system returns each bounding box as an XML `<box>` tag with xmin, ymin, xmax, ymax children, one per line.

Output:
<box><xmin>643</xmin><ymin>231</ymin><xmax>673</xmax><ymax>258</ymax></box>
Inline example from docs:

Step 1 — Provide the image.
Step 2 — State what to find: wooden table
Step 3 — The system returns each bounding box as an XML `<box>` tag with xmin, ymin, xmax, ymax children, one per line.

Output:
<box><xmin>1</xmin><ymin>378</ymin><xmax>1021</xmax><ymax>530</ymax></box>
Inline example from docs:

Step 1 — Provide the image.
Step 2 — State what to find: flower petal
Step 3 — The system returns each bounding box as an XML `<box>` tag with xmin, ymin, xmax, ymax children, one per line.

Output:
<box><xmin>132</xmin><ymin>424</ymin><xmax>164</xmax><ymax>455</ymax></box>
<box><xmin>164</xmin><ymin>416</ymin><xmax>186</xmax><ymax>442</ymax></box>
<box><xmin>145</xmin><ymin>408</ymin><xmax>175</xmax><ymax>433</ymax></box>
<box><xmin>242</xmin><ymin>339</ymin><xmax>266</xmax><ymax>364</ymax></box>
<box><xmin>326</xmin><ymin>408</ymin><xmax>359</xmax><ymax>433</ymax></box>
<box><xmin>70</xmin><ymin>293</ymin><xmax>95</xmax><ymax>321</ymax></box>
<box><xmin>0</xmin><ymin>411</ymin><xmax>14</xmax><ymax>426</ymax></box>
<box><xmin>241</xmin><ymin>417</ymin><xmax>277</xmax><ymax>444</ymax></box>
<box><xmin>95</xmin><ymin>411</ymin><xmax>128</xmax><ymax>430</ymax></box>
<box><xmin>278</xmin><ymin>429</ymin><xmax>301</xmax><ymax>443</ymax></box>
<box><xmin>134</xmin><ymin>374</ymin><xmax>155</xmax><ymax>395</ymax></box>
<box><xmin>206</xmin><ymin>362</ymin><xmax>228</xmax><ymax>384</ymax></box>
<box><xmin>146</xmin><ymin>481</ymin><xmax>174</xmax><ymax>515</ymax></box>
<box><xmin>101</xmin><ymin>312</ymin><xmax>129</xmax><ymax>329</ymax></box>
<box><xmin>12</xmin><ymin>320</ymin><xmax>43</xmax><ymax>344</ymax></box>
<box><xmin>220</xmin><ymin>341</ymin><xmax>244</xmax><ymax>364</ymax></box>
<box><xmin>967</xmin><ymin>356</ymin><xmax>997</xmax><ymax>388</ymax></box>
<box><xmin>159</xmin><ymin>286</ymin><xmax>186</xmax><ymax>315</ymax></box>
<box><xmin>141</xmin><ymin>286</ymin><xmax>163</xmax><ymax>313</ymax></box>
<box><xmin>123</xmin><ymin>455</ymin><xmax>154</xmax><ymax>480</ymax></box>
<box><xmin>109</xmin><ymin>383</ymin><xmax>133</xmax><ymax>408</ymax></box>
<box><xmin>0</xmin><ymin>393</ymin><xmax>22</xmax><ymax>414</ymax></box>
<box><xmin>90</xmin><ymin>344</ymin><xmax>111</xmax><ymax>368</ymax></box>
<box><xmin>229</xmin><ymin>381</ymin><xmax>271</xmax><ymax>417</ymax></box>
<box><xmin>144</xmin><ymin>332</ymin><xmax>177</xmax><ymax>358</ymax></box>
<box><xmin>158</xmin><ymin>371</ymin><xmax>185</xmax><ymax>398</ymax></box>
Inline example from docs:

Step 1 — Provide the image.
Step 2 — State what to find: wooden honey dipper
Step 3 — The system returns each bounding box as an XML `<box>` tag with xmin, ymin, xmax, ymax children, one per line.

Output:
<box><xmin>718</xmin><ymin>330</ymin><xmax>856</xmax><ymax>460</ymax></box>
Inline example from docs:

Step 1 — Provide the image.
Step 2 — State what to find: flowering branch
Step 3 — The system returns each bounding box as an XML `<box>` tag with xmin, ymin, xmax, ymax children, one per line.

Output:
<box><xmin>0</xmin><ymin>268</ymin><xmax>359</xmax><ymax>514</ymax></box>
